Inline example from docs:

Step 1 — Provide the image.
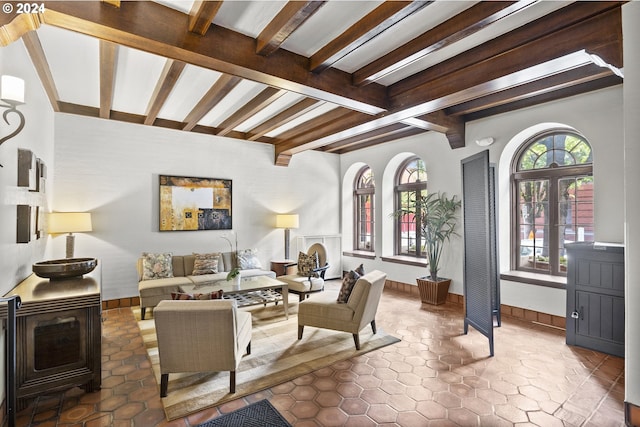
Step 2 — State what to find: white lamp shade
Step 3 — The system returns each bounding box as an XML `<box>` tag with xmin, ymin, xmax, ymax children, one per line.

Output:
<box><xmin>1</xmin><ymin>75</ymin><xmax>25</xmax><ymax>104</ymax></box>
<box><xmin>276</xmin><ymin>214</ymin><xmax>299</xmax><ymax>229</ymax></box>
<box><xmin>48</xmin><ymin>212</ymin><xmax>93</xmax><ymax>234</ymax></box>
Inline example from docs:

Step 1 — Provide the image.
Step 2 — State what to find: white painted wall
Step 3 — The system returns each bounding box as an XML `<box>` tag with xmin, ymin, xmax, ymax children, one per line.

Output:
<box><xmin>53</xmin><ymin>114</ymin><xmax>341</xmax><ymax>300</ymax></box>
<box><xmin>341</xmin><ymin>86</ymin><xmax>624</xmax><ymax>317</ymax></box>
<box><xmin>0</xmin><ymin>38</ymin><xmax>55</xmax><ymax>411</ymax></box>
<box><xmin>623</xmin><ymin>0</ymin><xmax>640</xmax><ymax>410</ymax></box>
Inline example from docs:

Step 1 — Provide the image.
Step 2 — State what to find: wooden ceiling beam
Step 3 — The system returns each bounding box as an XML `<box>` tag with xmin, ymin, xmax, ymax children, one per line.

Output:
<box><xmin>21</xmin><ymin>31</ymin><xmax>61</xmax><ymax>112</ymax></box>
<box><xmin>445</xmin><ymin>65</ymin><xmax>615</xmax><ymax>116</ymax></box>
<box><xmin>58</xmin><ymin>101</ymin><xmax>261</xmax><ymax>142</ymax></box>
<box><xmin>144</xmin><ymin>59</ymin><xmax>186</xmax><ymax>126</ymax></box>
<box><xmin>323</xmin><ymin>123</ymin><xmax>412</xmax><ymax>152</ymax></box>
<box><xmin>99</xmin><ymin>40</ymin><xmax>118</xmax><ymax>119</ymax></box>
<box><xmin>41</xmin><ymin>1</ymin><xmax>388</xmax><ymax>115</ymax></box>
<box><xmin>101</xmin><ymin>0</ymin><xmax>121</xmax><ymax>8</ymax></box>
<box><xmin>188</xmin><ymin>1</ymin><xmax>222</xmax><ymax>36</ymax></box>
<box><xmin>309</xmin><ymin>1</ymin><xmax>431</xmax><ymax>73</ymax></box>
<box><xmin>330</xmin><ymin>126</ymin><xmax>426</xmax><ymax>154</ymax></box>
<box><xmin>353</xmin><ymin>0</ymin><xmax>535</xmax><ymax>86</ymax></box>
<box><xmin>183</xmin><ymin>74</ymin><xmax>242</xmax><ymax>131</ymax></box>
<box><xmin>275</xmin><ymin>109</ymin><xmax>376</xmax><ymax>153</ymax></box>
<box><xmin>247</xmin><ymin>97</ymin><xmax>323</xmax><ymax>141</ymax></box>
<box><xmin>389</xmin><ymin>9</ymin><xmax>622</xmax><ymax>112</ymax></box>
<box><xmin>389</xmin><ymin>1</ymin><xmax>623</xmax><ymax>98</ymax></box>
<box><xmin>256</xmin><ymin>1</ymin><xmax>326</xmax><ymax>56</ymax></box>
<box><xmin>464</xmin><ymin>74</ymin><xmax>622</xmax><ymax>123</ymax></box>
<box><xmin>273</xmin><ymin>107</ymin><xmax>357</xmax><ymax>143</ymax></box>
<box><xmin>216</xmin><ymin>87</ymin><xmax>286</xmax><ymax>136</ymax></box>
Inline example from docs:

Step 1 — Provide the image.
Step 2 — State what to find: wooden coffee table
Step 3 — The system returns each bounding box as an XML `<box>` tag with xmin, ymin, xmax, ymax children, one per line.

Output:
<box><xmin>180</xmin><ymin>276</ymin><xmax>289</xmax><ymax>319</ymax></box>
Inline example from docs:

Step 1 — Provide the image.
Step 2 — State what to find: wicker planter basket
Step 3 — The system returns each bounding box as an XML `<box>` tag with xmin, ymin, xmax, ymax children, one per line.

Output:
<box><xmin>416</xmin><ymin>277</ymin><xmax>451</xmax><ymax>305</ymax></box>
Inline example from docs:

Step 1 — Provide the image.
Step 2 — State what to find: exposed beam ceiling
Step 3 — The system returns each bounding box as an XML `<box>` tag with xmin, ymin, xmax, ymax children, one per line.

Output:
<box><xmin>0</xmin><ymin>0</ymin><xmax>624</xmax><ymax>166</ymax></box>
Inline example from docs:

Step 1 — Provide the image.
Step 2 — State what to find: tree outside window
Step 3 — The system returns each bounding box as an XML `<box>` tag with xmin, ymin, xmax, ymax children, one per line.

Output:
<box><xmin>354</xmin><ymin>166</ymin><xmax>375</xmax><ymax>251</ymax></box>
<box><xmin>395</xmin><ymin>157</ymin><xmax>427</xmax><ymax>257</ymax></box>
<box><xmin>513</xmin><ymin>132</ymin><xmax>593</xmax><ymax>275</ymax></box>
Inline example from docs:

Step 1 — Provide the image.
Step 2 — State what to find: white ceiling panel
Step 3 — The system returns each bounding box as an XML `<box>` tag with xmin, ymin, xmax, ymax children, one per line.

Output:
<box><xmin>37</xmin><ymin>25</ymin><xmax>100</xmax><ymax>108</ymax></box>
<box><xmin>112</xmin><ymin>46</ymin><xmax>166</xmax><ymax>115</ymax></box>
<box><xmin>199</xmin><ymin>79</ymin><xmax>267</xmax><ymax>127</ymax></box>
<box><xmin>280</xmin><ymin>1</ymin><xmax>383</xmax><ymax>57</ymax></box>
<box><xmin>215</xmin><ymin>1</ymin><xmax>287</xmax><ymax>38</ymax></box>
<box><xmin>157</xmin><ymin>64</ymin><xmax>222</xmax><ymax>122</ymax></box>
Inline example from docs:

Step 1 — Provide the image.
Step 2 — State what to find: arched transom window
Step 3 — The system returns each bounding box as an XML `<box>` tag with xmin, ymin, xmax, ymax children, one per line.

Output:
<box><xmin>395</xmin><ymin>157</ymin><xmax>427</xmax><ymax>257</ymax></box>
<box><xmin>513</xmin><ymin>132</ymin><xmax>593</xmax><ymax>275</ymax></box>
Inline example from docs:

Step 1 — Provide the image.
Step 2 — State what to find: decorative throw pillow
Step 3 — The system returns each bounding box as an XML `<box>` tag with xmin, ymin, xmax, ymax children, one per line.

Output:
<box><xmin>171</xmin><ymin>290</ymin><xmax>224</xmax><ymax>300</ymax></box>
<box><xmin>141</xmin><ymin>252</ymin><xmax>173</xmax><ymax>280</ymax></box>
<box><xmin>337</xmin><ymin>265</ymin><xmax>364</xmax><ymax>303</ymax></box>
<box><xmin>297</xmin><ymin>251</ymin><xmax>319</xmax><ymax>277</ymax></box>
<box><xmin>192</xmin><ymin>252</ymin><xmax>220</xmax><ymax>275</ymax></box>
<box><xmin>237</xmin><ymin>249</ymin><xmax>263</xmax><ymax>270</ymax></box>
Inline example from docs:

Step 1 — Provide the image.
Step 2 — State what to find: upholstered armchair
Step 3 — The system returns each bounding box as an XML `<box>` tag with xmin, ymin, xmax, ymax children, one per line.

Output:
<box><xmin>153</xmin><ymin>299</ymin><xmax>252</xmax><ymax>396</ymax></box>
<box><xmin>298</xmin><ymin>270</ymin><xmax>387</xmax><ymax>350</ymax></box>
<box><xmin>277</xmin><ymin>243</ymin><xmax>330</xmax><ymax>301</ymax></box>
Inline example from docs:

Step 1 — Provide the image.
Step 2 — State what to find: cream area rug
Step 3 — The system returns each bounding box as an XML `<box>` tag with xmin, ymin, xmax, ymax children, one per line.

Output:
<box><xmin>134</xmin><ymin>302</ymin><xmax>400</xmax><ymax>421</ymax></box>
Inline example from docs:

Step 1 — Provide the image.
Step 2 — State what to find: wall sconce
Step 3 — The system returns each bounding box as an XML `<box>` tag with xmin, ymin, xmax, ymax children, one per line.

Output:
<box><xmin>48</xmin><ymin>212</ymin><xmax>93</xmax><ymax>258</ymax></box>
<box><xmin>0</xmin><ymin>76</ymin><xmax>26</xmax><ymax>161</ymax></box>
<box><xmin>276</xmin><ymin>214</ymin><xmax>299</xmax><ymax>260</ymax></box>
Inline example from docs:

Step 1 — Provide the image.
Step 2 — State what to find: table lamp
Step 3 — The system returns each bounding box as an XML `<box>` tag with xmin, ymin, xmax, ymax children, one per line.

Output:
<box><xmin>276</xmin><ymin>214</ymin><xmax>299</xmax><ymax>259</ymax></box>
<box><xmin>48</xmin><ymin>212</ymin><xmax>93</xmax><ymax>258</ymax></box>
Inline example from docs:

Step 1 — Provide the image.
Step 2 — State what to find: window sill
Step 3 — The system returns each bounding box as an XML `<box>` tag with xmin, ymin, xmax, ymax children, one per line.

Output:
<box><xmin>380</xmin><ymin>255</ymin><xmax>428</xmax><ymax>268</ymax></box>
<box><xmin>343</xmin><ymin>251</ymin><xmax>376</xmax><ymax>260</ymax></box>
<box><xmin>500</xmin><ymin>271</ymin><xmax>566</xmax><ymax>289</ymax></box>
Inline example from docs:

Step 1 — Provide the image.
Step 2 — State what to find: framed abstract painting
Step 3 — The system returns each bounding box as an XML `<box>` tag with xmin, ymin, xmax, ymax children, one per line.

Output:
<box><xmin>159</xmin><ymin>175</ymin><xmax>232</xmax><ymax>231</ymax></box>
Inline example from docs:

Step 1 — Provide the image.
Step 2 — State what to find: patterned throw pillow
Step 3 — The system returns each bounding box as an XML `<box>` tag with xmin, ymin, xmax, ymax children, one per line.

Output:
<box><xmin>337</xmin><ymin>264</ymin><xmax>364</xmax><ymax>303</ymax></box>
<box><xmin>192</xmin><ymin>252</ymin><xmax>220</xmax><ymax>275</ymax></box>
<box><xmin>237</xmin><ymin>249</ymin><xmax>263</xmax><ymax>269</ymax></box>
<box><xmin>170</xmin><ymin>290</ymin><xmax>224</xmax><ymax>300</ymax></box>
<box><xmin>141</xmin><ymin>252</ymin><xmax>173</xmax><ymax>280</ymax></box>
<box><xmin>297</xmin><ymin>251</ymin><xmax>319</xmax><ymax>277</ymax></box>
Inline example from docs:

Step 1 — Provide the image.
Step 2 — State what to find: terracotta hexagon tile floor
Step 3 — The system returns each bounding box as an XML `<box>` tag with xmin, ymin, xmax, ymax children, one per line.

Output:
<box><xmin>15</xmin><ymin>280</ymin><xmax>625</xmax><ymax>426</ymax></box>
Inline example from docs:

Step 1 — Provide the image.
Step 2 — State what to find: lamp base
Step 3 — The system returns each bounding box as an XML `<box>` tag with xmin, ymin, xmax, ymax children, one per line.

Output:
<box><xmin>284</xmin><ymin>228</ymin><xmax>291</xmax><ymax>260</ymax></box>
<box><xmin>65</xmin><ymin>234</ymin><xmax>75</xmax><ymax>259</ymax></box>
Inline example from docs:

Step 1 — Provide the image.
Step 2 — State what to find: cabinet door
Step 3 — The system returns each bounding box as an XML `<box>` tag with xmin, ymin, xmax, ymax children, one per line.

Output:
<box><xmin>566</xmin><ymin>243</ymin><xmax>624</xmax><ymax>358</ymax></box>
<box><xmin>574</xmin><ymin>291</ymin><xmax>624</xmax><ymax>357</ymax></box>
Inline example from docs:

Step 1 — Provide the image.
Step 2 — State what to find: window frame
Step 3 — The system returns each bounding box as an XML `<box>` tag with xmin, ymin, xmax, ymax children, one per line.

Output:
<box><xmin>510</xmin><ymin>130</ymin><xmax>593</xmax><ymax>277</ymax></box>
<box><xmin>353</xmin><ymin>166</ymin><xmax>375</xmax><ymax>252</ymax></box>
<box><xmin>394</xmin><ymin>157</ymin><xmax>428</xmax><ymax>257</ymax></box>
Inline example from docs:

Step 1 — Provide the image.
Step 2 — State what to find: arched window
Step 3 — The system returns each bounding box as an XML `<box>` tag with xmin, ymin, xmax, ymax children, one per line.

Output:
<box><xmin>395</xmin><ymin>157</ymin><xmax>427</xmax><ymax>257</ymax></box>
<box><xmin>513</xmin><ymin>131</ymin><xmax>593</xmax><ymax>275</ymax></box>
<box><xmin>354</xmin><ymin>166</ymin><xmax>375</xmax><ymax>251</ymax></box>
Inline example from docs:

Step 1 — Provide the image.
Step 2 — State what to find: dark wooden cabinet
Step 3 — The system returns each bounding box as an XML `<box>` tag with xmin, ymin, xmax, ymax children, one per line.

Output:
<box><xmin>566</xmin><ymin>243</ymin><xmax>624</xmax><ymax>357</ymax></box>
<box><xmin>0</xmin><ymin>266</ymin><xmax>102</xmax><ymax>408</ymax></box>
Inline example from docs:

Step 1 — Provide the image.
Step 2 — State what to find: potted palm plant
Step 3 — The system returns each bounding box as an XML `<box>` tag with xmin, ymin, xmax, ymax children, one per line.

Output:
<box><xmin>395</xmin><ymin>191</ymin><xmax>461</xmax><ymax>305</ymax></box>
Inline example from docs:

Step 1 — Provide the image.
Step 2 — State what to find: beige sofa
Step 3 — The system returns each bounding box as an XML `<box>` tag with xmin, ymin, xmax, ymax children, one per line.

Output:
<box><xmin>137</xmin><ymin>252</ymin><xmax>275</xmax><ymax>319</ymax></box>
